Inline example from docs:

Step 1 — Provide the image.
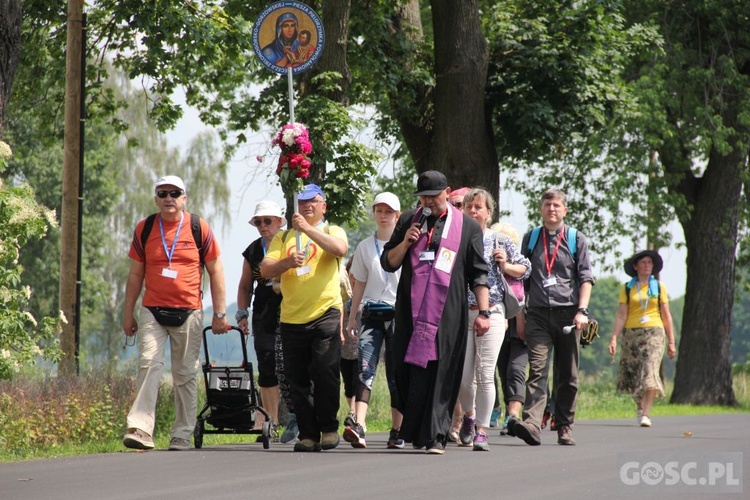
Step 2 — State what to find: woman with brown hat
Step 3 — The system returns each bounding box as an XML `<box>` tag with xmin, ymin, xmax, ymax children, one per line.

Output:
<box><xmin>608</xmin><ymin>250</ymin><xmax>676</xmax><ymax>427</ymax></box>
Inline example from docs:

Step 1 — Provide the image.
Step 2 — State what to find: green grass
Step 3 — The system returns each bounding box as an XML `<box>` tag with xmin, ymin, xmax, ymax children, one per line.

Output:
<box><xmin>2</xmin><ymin>370</ymin><xmax>748</xmax><ymax>462</ymax></box>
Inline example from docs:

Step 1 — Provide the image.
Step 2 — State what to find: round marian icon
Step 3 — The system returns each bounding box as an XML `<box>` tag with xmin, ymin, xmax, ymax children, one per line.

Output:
<box><xmin>252</xmin><ymin>1</ymin><xmax>325</xmax><ymax>75</ymax></box>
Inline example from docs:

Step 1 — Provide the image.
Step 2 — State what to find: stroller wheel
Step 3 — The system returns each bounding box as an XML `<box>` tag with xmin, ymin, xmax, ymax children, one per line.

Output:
<box><xmin>194</xmin><ymin>420</ymin><xmax>204</xmax><ymax>449</ymax></box>
<box><xmin>261</xmin><ymin>421</ymin><xmax>271</xmax><ymax>449</ymax></box>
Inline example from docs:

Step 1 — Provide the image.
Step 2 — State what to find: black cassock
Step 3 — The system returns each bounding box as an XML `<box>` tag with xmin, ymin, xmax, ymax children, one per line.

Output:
<box><xmin>381</xmin><ymin>208</ymin><xmax>488</xmax><ymax>448</ymax></box>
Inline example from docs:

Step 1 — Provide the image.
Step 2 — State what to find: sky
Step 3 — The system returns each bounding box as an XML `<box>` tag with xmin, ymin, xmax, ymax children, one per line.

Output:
<box><xmin>165</xmin><ymin>101</ymin><xmax>689</xmax><ymax>315</ymax></box>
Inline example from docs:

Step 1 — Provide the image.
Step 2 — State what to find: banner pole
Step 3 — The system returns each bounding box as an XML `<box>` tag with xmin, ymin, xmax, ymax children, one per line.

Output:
<box><xmin>288</xmin><ymin>67</ymin><xmax>301</xmax><ymax>252</ymax></box>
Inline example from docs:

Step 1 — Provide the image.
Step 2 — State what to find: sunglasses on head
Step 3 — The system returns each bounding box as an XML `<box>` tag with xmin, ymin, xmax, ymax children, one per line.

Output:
<box><xmin>156</xmin><ymin>190</ymin><xmax>184</xmax><ymax>199</ymax></box>
<box><xmin>252</xmin><ymin>218</ymin><xmax>274</xmax><ymax>227</ymax></box>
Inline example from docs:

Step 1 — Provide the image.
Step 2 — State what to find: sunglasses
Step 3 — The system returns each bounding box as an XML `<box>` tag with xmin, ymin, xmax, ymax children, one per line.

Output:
<box><xmin>156</xmin><ymin>190</ymin><xmax>184</xmax><ymax>199</ymax></box>
<box><xmin>252</xmin><ymin>218</ymin><xmax>274</xmax><ymax>227</ymax></box>
<box><xmin>452</xmin><ymin>202</ymin><xmax>463</xmax><ymax>209</ymax></box>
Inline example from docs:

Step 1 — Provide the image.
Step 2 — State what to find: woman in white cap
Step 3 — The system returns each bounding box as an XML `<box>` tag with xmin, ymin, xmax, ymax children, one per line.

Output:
<box><xmin>343</xmin><ymin>192</ymin><xmax>404</xmax><ymax>449</ymax></box>
<box><xmin>237</xmin><ymin>201</ymin><xmax>287</xmax><ymax>438</ymax></box>
<box><xmin>608</xmin><ymin>250</ymin><xmax>676</xmax><ymax>427</ymax></box>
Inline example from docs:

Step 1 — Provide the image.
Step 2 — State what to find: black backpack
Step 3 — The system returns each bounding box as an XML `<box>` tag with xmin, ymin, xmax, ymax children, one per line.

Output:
<box><xmin>140</xmin><ymin>213</ymin><xmax>206</xmax><ymax>267</ymax></box>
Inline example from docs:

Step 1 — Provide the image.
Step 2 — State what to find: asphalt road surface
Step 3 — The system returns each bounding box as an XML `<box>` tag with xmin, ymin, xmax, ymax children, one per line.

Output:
<box><xmin>2</xmin><ymin>414</ymin><xmax>747</xmax><ymax>500</ymax></box>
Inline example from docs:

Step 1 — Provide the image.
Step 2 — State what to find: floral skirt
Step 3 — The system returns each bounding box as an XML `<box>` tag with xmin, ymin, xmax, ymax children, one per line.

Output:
<box><xmin>616</xmin><ymin>326</ymin><xmax>666</xmax><ymax>401</ymax></box>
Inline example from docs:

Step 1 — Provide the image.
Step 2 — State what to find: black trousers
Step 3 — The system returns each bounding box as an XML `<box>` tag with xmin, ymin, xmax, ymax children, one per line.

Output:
<box><xmin>280</xmin><ymin>307</ymin><xmax>342</xmax><ymax>442</ymax></box>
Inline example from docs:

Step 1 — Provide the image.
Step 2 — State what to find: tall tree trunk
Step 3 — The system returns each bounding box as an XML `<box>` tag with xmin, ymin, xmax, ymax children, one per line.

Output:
<box><xmin>670</xmin><ymin>145</ymin><xmax>742</xmax><ymax>405</ymax></box>
<box><xmin>0</xmin><ymin>0</ymin><xmax>22</xmax><ymax>136</ymax></box>
<box><xmin>429</xmin><ymin>0</ymin><xmax>497</xmax><ymax>197</ymax></box>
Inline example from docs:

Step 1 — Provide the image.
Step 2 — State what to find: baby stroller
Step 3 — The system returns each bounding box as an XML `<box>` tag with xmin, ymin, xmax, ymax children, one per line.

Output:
<box><xmin>194</xmin><ymin>325</ymin><xmax>272</xmax><ymax>449</ymax></box>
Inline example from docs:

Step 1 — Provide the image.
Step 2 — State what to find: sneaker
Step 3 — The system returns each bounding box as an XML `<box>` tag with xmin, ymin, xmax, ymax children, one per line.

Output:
<box><xmin>499</xmin><ymin>417</ymin><xmax>509</xmax><ymax>436</ymax></box>
<box><xmin>541</xmin><ymin>410</ymin><xmax>551</xmax><ymax>430</ymax></box>
<box><xmin>321</xmin><ymin>431</ymin><xmax>340</xmax><ymax>450</ymax></box>
<box><xmin>426</xmin><ymin>441</ymin><xmax>445</xmax><ymax>455</ymax></box>
<box><xmin>123</xmin><ymin>428</ymin><xmax>155</xmax><ymax>450</ymax></box>
<box><xmin>458</xmin><ymin>415</ymin><xmax>475</xmax><ymax>446</ymax></box>
<box><xmin>343</xmin><ymin>423</ymin><xmax>367</xmax><ymax>448</ymax></box>
<box><xmin>557</xmin><ymin>424</ymin><xmax>575</xmax><ymax>445</ymax></box>
<box><xmin>489</xmin><ymin>408</ymin><xmax>501</xmax><ymax>428</ymax></box>
<box><xmin>473</xmin><ymin>432</ymin><xmax>489</xmax><ymax>451</ymax></box>
<box><xmin>344</xmin><ymin>412</ymin><xmax>356</xmax><ymax>428</ymax></box>
<box><xmin>168</xmin><ymin>437</ymin><xmax>191</xmax><ymax>451</ymax></box>
<box><xmin>639</xmin><ymin>415</ymin><xmax>652</xmax><ymax>427</ymax></box>
<box><xmin>549</xmin><ymin>414</ymin><xmax>557</xmax><ymax>431</ymax></box>
<box><xmin>448</xmin><ymin>428</ymin><xmax>460</xmax><ymax>443</ymax></box>
<box><xmin>387</xmin><ymin>428</ymin><xmax>405</xmax><ymax>449</ymax></box>
<box><xmin>293</xmin><ymin>438</ymin><xmax>321</xmax><ymax>452</ymax></box>
<box><xmin>505</xmin><ymin>415</ymin><xmax>520</xmax><ymax>438</ymax></box>
<box><xmin>280</xmin><ymin>414</ymin><xmax>299</xmax><ymax>444</ymax></box>
<box><xmin>514</xmin><ymin>420</ymin><xmax>542</xmax><ymax>446</ymax></box>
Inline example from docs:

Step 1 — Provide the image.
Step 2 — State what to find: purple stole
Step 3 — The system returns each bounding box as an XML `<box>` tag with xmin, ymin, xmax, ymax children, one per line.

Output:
<box><xmin>404</xmin><ymin>205</ymin><xmax>463</xmax><ymax>367</ymax></box>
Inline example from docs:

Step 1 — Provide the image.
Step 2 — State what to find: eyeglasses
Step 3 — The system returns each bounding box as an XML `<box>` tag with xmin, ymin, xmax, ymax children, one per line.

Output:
<box><xmin>298</xmin><ymin>198</ymin><xmax>323</xmax><ymax>205</ymax></box>
<box><xmin>452</xmin><ymin>202</ymin><xmax>463</xmax><ymax>209</ymax></box>
<box><xmin>156</xmin><ymin>190</ymin><xmax>184</xmax><ymax>199</ymax></box>
<box><xmin>252</xmin><ymin>218</ymin><xmax>274</xmax><ymax>227</ymax></box>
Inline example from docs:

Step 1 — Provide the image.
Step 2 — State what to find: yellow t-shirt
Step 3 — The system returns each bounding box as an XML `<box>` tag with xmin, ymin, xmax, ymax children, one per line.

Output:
<box><xmin>266</xmin><ymin>224</ymin><xmax>347</xmax><ymax>324</ymax></box>
<box><xmin>618</xmin><ymin>280</ymin><xmax>669</xmax><ymax>329</ymax></box>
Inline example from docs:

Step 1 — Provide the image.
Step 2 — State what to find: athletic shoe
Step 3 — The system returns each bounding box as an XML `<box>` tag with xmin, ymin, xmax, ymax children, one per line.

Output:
<box><xmin>344</xmin><ymin>412</ymin><xmax>356</xmax><ymax>429</ymax></box>
<box><xmin>168</xmin><ymin>437</ymin><xmax>191</xmax><ymax>451</ymax></box>
<box><xmin>426</xmin><ymin>441</ymin><xmax>445</xmax><ymax>455</ymax></box>
<box><xmin>505</xmin><ymin>415</ymin><xmax>520</xmax><ymax>438</ymax></box>
<box><xmin>293</xmin><ymin>439</ymin><xmax>321</xmax><ymax>452</ymax></box>
<box><xmin>473</xmin><ymin>432</ymin><xmax>489</xmax><ymax>451</ymax></box>
<box><xmin>541</xmin><ymin>410</ymin><xmax>551</xmax><ymax>430</ymax></box>
<box><xmin>280</xmin><ymin>414</ymin><xmax>299</xmax><ymax>444</ymax></box>
<box><xmin>489</xmin><ymin>408</ymin><xmax>501</xmax><ymax>428</ymax></box>
<box><xmin>639</xmin><ymin>415</ymin><xmax>652</xmax><ymax>427</ymax></box>
<box><xmin>458</xmin><ymin>415</ymin><xmax>475</xmax><ymax>446</ymax></box>
<box><xmin>448</xmin><ymin>428</ymin><xmax>460</xmax><ymax>443</ymax></box>
<box><xmin>387</xmin><ymin>428</ymin><xmax>405</xmax><ymax>449</ymax></box>
<box><xmin>321</xmin><ymin>431</ymin><xmax>340</xmax><ymax>450</ymax></box>
<box><xmin>343</xmin><ymin>423</ymin><xmax>367</xmax><ymax>448</ymax></box>
<box><xmin>123</xmin><ymin>428</ymin><xmax>154</xmax><ymax>450</ymax></box>
<box><xmin>549</xmin><ymin>414</ymin><xmax>558</xmax><ymax>431</ymax></box>
<box><xmin>557</xmin><ymin>424</ymin><xmax>575</xmax><ymax>445</ymax></box>
<box><xmin>514</xmin><ymin>420</ymin><xmax>542</xmax><ymax>446</ymax></box>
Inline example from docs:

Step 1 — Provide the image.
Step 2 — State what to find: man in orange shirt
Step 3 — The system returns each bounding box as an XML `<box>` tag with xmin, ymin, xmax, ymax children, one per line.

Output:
<box><xmin>122</xmin><ymin>175</ymin><xmax>228</xmax><ymax>451</ymax></box>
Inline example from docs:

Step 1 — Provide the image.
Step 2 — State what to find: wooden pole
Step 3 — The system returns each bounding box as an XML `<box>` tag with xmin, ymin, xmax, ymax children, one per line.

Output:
<box><xmin>59</xmin><ymin>0</ymin><xmax>83</xmax><ymax>377</ymax></box>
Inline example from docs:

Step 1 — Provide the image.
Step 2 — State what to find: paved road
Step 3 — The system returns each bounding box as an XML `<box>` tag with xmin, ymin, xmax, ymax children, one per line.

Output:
<box><xmin>2</xmin><ymin>414</ymin><xmax>747</xmax><ymax>500</ymax></box>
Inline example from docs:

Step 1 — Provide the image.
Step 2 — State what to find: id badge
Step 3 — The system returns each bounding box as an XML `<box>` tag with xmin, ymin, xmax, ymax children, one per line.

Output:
<box><xmin>296</xmin><ymin>265</ymin><xmax>311</xmax><ymax>276</ymax></box>
<box><xmin>640</xmin><ymin>315</ymin><xmax>650</xmax><ymax>324</ymax></box>
<box><xmin>543</xmin><ymin>276</ymin><xmax>558</xmax><ymax>288</ymax></box>
<box><xmin>419</xmin><ymin>251</ymin><xmax>435</xmax><ymax>261</ymax></box>
<box><xmin>161</xmin><ymin>267</ymin><xmax>178</xmax><ymax>279</ymax></box>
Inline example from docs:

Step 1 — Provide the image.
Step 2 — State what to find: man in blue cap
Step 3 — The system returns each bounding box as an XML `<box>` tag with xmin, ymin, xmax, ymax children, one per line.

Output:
<box><xmin>260</xmin><ymin>184</ymin><xmax>348</xmax><ymax>452</ymax></box>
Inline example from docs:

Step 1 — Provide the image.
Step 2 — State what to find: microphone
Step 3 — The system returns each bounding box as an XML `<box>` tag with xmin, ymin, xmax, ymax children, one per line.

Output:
<box><xmin>563</xmin><ymin>324</ymin><xmax>577</xmax><ymax>334</ymax></box>
<box><xmin>417</xmin><ymin>207</ymin><xmax>432</xmax><ymax>229</ymax></box>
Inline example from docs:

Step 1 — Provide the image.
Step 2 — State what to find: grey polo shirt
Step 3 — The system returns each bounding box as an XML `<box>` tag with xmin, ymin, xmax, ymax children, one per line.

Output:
<box><xmin>521</xmin><ymin>225</ymin><xmax>595</xmax><ymax>308</ymax></box>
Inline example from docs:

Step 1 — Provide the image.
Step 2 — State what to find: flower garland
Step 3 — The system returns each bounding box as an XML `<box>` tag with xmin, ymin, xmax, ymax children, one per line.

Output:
<box><xmin>271</xmin><ymin>123</ymin><xmax>313</xmax><ymax>195</ymax></box>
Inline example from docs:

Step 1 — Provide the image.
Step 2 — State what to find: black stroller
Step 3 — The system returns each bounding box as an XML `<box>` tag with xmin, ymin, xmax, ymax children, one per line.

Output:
<box><xmin>194</xmin><ymin>326</ymin><xmax>272</xmax><ymax>449</ymax></box>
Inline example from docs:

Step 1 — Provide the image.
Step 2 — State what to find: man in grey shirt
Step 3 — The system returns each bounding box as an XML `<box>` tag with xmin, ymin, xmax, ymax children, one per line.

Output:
<box><xmin>511</xmin><ymin>188</ymin><xmax>594</xmax><ymax>446</ymax></box>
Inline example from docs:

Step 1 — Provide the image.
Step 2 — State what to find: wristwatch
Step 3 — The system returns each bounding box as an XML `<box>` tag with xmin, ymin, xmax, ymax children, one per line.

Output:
<box><xmin>235</xmin><ymin>309</ymin><xmax>249</xmax><ymax>322</ymax></box>
<box><xmin>214</xmin><ymin>312</ymin><xmax>226</xmax><ymax>320</ymax></box>
<box><xmin>478</xmin><ymin>309</ymin><xmax>492</xmax><ymax>318</ymax></box>
<box><xmin>577</xmin><ymin>308</ymin><xmax>589</xmax><ymax>317</ymax></box>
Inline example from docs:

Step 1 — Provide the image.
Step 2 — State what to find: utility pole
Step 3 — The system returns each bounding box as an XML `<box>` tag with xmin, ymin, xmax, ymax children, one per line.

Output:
<box><xmin>60</xmin><ymin>0</ymin><xmax>84</xmax><ymax>377</ymax></box>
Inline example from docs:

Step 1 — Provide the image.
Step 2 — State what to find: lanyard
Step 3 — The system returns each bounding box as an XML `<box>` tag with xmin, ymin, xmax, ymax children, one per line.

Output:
<box><xmin>261</xmin><ymin>238</ymin><xmax>267</xmax><ymax>257</ymax></box>
<box><xmin>373</xmin><ymin>234</ymin><xmax>391</xmax><ymax>287</ymax></box>
<box><xmin>158</xmin><ymin>211</ymin><xmax>184</xmax><ymax>268</ymax></box>
<box><xmin>636</xmin><ymin>283</ymin><xmax>649</xmax><ymax>312</ymax></box>
<box><xmin>426</xmin><ymin>209</ymin><xmax>448</xmax><ymax>248</ymax></box>
<box><xmin>302</xmin><ymin>221</ymin><xmax>324</xmax><ymax>259</ymax></box>
<box><xmin>542</xmin><ymin>226</ymin><xmax>564</xmax><ymax>277</ymax></box>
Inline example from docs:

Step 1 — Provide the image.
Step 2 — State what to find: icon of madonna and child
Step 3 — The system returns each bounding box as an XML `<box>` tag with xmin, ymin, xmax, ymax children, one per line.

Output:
<box><xmin>260</xmin><ymin>11</ymin><xmax>317</xmax><ymax>69</ymax></box>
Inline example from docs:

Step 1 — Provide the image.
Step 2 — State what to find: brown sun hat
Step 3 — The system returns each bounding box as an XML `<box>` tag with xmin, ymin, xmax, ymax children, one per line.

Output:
<box><xmin>624</xmin><ymin>249</ymin><xmax>663</xmax><ymax>277</ymax></box>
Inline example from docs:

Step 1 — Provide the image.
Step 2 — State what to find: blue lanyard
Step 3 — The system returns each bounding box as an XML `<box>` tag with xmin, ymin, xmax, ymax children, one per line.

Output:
<box><xmin>158</xmin><ymin>211</ymin><xmax>184</xmax><ymax>268</ymax></box>
<box><xmin>261</xmin><ymin>238</ymin><xmax>267</xmax><ymax>256</ymax></box>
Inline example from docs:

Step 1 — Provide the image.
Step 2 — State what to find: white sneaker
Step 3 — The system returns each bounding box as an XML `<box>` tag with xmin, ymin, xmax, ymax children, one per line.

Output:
<box><xmin>639</xmin><ymin>415</ymin><xmax>652</xmax><ymax>427</ymax></box>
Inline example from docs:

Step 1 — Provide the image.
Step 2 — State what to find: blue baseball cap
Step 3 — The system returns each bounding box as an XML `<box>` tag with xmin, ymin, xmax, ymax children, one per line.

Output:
<box><xmin>298</xmin><ymin>183</ymin><xmax>325</xmax><ymax>201</ymax></box>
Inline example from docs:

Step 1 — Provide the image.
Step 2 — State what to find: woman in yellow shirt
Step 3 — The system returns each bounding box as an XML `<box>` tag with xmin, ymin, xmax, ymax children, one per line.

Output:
<box><xmin>608</xmin><ymin>250</ymin><xmax>676</xmax><ymax>427</ymax></box>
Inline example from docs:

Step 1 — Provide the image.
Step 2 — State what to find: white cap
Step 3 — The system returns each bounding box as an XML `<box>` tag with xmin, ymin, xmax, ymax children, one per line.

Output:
<box><xmin>155</xmin><ymin>175</ymin><xmax>186</xmax><ymax>193</ymax></box>
<box><xmin>250</xmin><ymin>200</ymin><xmax>284</xmax><ymax>222</ymax></box>
<box><xmin>372</xmin><ymin>192</ymin><xmax>401</xmax><ymax>212</ymax></box>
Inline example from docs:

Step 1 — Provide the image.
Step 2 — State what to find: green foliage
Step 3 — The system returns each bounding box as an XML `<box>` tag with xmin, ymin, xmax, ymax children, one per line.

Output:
<box><xmin>0</xmin><ymin>142</ymin><xmax>61</xmax><ymax>380</ymax></box>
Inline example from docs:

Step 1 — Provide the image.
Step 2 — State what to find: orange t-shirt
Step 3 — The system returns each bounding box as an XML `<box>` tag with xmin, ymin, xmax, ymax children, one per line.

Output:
<box><xmin>128</xmin><ymin>211</ymin><xmax>220</xmax><ymax>309</ymax></box>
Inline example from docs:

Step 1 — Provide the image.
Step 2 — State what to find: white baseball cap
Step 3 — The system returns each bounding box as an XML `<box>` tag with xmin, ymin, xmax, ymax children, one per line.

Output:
<box><xmin>155</xmin><ymin>175</ymin><xmax>186</xmax><ymax>193</ymax></box>
<box><xmin>249</xmin><ymin>200</ymin><xmax>284</xmax><ymax>222</ymax></box>
<box><xmin>372</xmin><ymin>192</ymin><xmax>401</xmax><ymax>211</ymax></box>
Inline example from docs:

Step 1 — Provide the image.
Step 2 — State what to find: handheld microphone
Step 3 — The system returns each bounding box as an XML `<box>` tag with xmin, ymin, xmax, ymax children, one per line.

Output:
<box><xmin>417</xmin><ymin>207</ymin><xmax>432</xmax><ymax>229</ymax></box>
<box><xmin>563</xmin><ymin>324</ymin><xmax>576</xmax><ymax>334</ymax></box>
